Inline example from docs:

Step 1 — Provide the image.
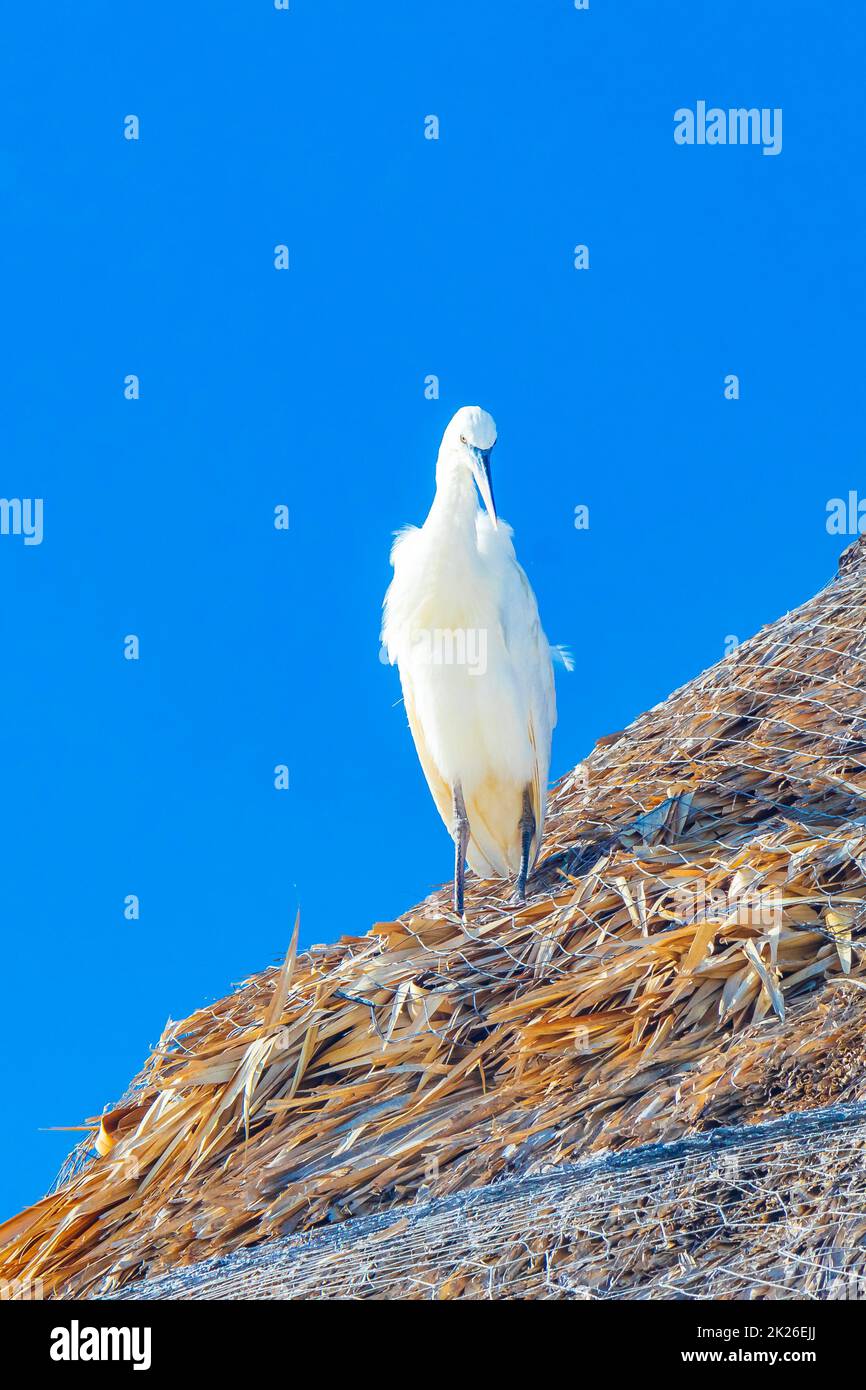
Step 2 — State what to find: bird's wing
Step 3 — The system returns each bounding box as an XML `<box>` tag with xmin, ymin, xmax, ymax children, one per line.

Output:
<box><xmin>382</xmin><ymin>523</ymin><xmax>453</xmax><ymax>826</ymax></box>
<box><xmin>381</xmin><ymin>525</ymin><xmax>421</xmax><ymax>661</ymax></box>
<box><xmin>398</xmin><ymin>664</ymin><xmax>455</xmax><ymax>836</ymax></box>
<box><xmin>477</xmin><ymin>516</ymin><xmax>557</xmax><ymax>863</ymax></box>
<box><xmin>383</xmin><ymin>524</ymin><xmax>505</xmax><ymax>875</ymax></box>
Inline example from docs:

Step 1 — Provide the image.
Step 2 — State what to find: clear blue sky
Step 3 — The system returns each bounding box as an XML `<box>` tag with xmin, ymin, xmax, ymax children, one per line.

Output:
<box><xmin>1</xmin><ymin>2</ymin><xmax>862</xmax><ymax>1219</ymax></box>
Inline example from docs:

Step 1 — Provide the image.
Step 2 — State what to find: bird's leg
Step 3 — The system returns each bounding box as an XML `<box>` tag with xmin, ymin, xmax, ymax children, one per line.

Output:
<box><xmin>514</xmin><ymin>786</ymin><xmax>536</xmax><ymax>905</ymax></box>
<box><xmin>452</xmin><ymin>783</ymin><xmax>470</xmax><ymax>917</ymax></box>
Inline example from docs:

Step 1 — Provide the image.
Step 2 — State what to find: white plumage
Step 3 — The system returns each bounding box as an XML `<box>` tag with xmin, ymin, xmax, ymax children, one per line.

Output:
<box><xmin>382</xmin><ymin>406</ymin><xmax>564</xmax><ymax>913</ymax></box>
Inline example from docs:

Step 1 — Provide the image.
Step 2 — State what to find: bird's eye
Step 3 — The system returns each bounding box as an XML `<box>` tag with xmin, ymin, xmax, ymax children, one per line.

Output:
<box><xmin>460</xmin><ymin>434</ymin><xmax>467</xmax><ymax>444</ymax></box>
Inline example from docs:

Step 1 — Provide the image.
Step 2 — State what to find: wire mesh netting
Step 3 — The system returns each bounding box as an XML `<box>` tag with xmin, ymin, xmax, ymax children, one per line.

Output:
<box><xmin>110</xmin><ymin>1099</ymin><xmax>866</xmax><ymax>1300</ymax></box>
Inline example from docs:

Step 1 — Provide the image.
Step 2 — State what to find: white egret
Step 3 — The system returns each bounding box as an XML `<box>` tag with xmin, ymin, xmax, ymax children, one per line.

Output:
<box><xmin>382</xmin><ymin>406</ymin><xmax>566</xmax><ymax>915</ymax></box>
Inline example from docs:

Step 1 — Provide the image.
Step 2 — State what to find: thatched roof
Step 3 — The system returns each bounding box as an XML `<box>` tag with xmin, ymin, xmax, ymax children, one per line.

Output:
<box><xmin>2</xmin><ymin>535</ymin><xmax>865</xmax><ymax>1299</ymax></box>
<box><xmin>110</xmin><ymin>1099</ymin><xmax>866</xmax><ymax>1300</ymax></box>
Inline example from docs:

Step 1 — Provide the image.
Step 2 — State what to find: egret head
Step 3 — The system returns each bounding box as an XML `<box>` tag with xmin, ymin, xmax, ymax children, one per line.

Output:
<box><xmin>439</xmin><ymin>406</ymin><xmax>498</xmax><ymax>527</ymax></box>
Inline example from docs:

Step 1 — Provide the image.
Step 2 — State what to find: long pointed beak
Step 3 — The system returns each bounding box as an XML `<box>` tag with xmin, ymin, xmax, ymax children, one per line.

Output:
<box><xmin>470</xmin><ymin>447</ymin><xmax>498</xmax><ymax>528</ymax></box>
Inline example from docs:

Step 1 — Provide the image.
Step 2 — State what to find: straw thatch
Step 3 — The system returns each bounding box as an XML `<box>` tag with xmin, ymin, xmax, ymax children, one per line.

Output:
<box><xmin>110</xmin><ymin>1099</ymin><xmax>866</xmax><ymax>1300</ymax></box>
<box><xmin>2</xmin><ymin>535</ymin><xmax>865</xmax><ymax>1300</ymax></box>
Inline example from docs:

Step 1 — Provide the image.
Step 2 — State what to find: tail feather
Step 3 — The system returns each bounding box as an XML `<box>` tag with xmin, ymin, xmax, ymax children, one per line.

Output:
<box><xmin>463</xmin><ymin>781</ymin><xmax>525</xmax><ymax>880</ymax></box>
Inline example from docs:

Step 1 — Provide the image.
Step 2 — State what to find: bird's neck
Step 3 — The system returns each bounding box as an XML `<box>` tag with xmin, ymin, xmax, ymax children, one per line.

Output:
<box><xmin>427</xmin><ymin>454</ymin><xmax>478</xmax><ymax>542</ymax></box>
